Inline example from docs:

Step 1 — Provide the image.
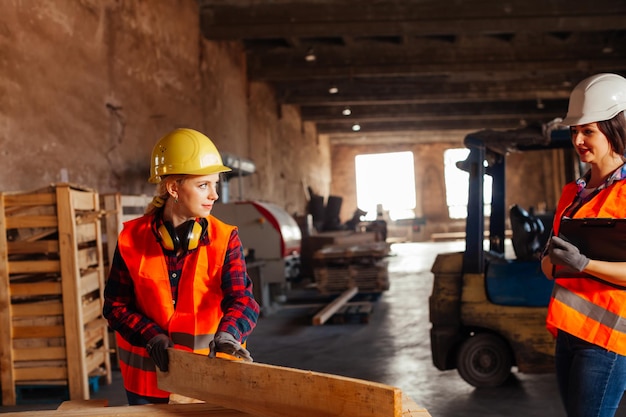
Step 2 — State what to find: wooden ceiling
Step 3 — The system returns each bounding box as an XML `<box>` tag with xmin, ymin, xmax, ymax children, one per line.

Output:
<box><xmin>198</xmin><ymin>0</ymin><xmax>626</xmax><ymax>139</ymax></box>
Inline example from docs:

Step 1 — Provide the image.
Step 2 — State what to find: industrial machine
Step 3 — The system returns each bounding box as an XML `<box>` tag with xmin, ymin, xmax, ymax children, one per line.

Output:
<box><xmin>211</xmin><ymin>201</ymin><xmax>302</xmax><ymax>313</ymax></box>
<box><xmin>429</xmin><ymin>124</ymin><xmax>578</xmax><ymax>387</ymax></box>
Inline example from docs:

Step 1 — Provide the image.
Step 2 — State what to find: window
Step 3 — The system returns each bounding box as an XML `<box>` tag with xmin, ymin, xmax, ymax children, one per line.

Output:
<box><xmin>444</xmin><ymin>148</ymin><xmax>492</xmax><ymax>219</ymax></box>
<box><xmin>355</xmin><ymin>151</ymin><xmax>416</xmax><ymax>221</ymax></box>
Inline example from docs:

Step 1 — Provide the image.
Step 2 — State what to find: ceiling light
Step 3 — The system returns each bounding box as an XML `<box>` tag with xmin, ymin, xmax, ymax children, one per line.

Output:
<box><xmin>342</xmin><ymin>107</ymin><xmax>352</xmax><ymax>116</ymax></box>
<box><xmin>305</xmin><ymin>47</ymin><xmax>316</xmax><ymax>62</ymax></box>
<box><xmin>328</xmin><ymin>86</ymin><xmax>339</xmax><ymax>94</ymax></box>
<box><xmin>536</xmin><ymin>98</ymin><xmax>544</xmax><ymax>109</ymax></box>
<box><xmin>352</xmin><ymin>123</ymin><xmax>361</xmax><ymax>131</ymax></box>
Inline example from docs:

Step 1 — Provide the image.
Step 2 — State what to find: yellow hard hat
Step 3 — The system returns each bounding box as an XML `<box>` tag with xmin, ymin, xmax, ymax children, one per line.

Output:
<box><xmin>149</xmin><ymin>128</ymin><xmax>232</xmax><ymax>183</ymax></box>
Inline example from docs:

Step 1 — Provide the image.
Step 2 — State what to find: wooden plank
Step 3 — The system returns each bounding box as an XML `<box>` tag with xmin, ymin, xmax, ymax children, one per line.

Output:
<box><xmin>56</xmin><ymin>185</ymin><xmax>89</xmax><ymax>400</ymax></box>
<box><xmin>5</xmin><ymin>215</ymin><xmax>58</xmax><ymax>229</ymax></box>
<box><xmin>12</xmin><ymin>325</ymin><xmax>65</xmax><ymax>339</ymax></box>
<box><xmin>101</xmin><ymin>193</ymin><xmax>121</xmax><ymax>268</ymax></box>
<box><xmin>312</xmin><ymin>286</ymin><xmax>358</xmax><ymax>325</ymax></box>
<box><xmin>401</xmin><ymin>394</ymin><xmax>432</xmax><ymax>417</ymax></box>
<box><xmin>14</xmin><ymin>366</ymin><xmax>67</xmax><ymax>381</ymax></box>
<box><xmin>80</xmin><ymin>269</ymin><xmax>101</xmax><ymax>296</ymax></box>
<box><xmin>70</xmin><ymin>188</ymin><xmax>98</xmax><ymax>211</ymax></box>
<box><xmin>11</xmin><ymin>300</ymin><xmax>64</xmax><ymax>317</ymax></box>
<box><xmin>76</xmin><ymin>222</ymin><xmax>97</xmax><ymax>244</ymax></box>
<box><xmin>0</xmin><ymin>194</ymin><xmax>17</xmax><ymax>405</ymax></box>
<box><xmin>3</xmin><ymin>192</ymin><xmax>56</xmax><ymax>207</ymax></box>
<box><xmin>14</xmin><ymin>346</ymin><xmax>67</xmax><ymax>361</ymax></box>
<box><xmin>56</xmin><ymin>399</ymin><xmax>109</xmax><ymax>410</ymax></box>
<box><xmin>159</xmin><ymin>349</ymin><xmax>403</xmax><ymax>417</ymax></box>
<box><xmin>8</xmin><ymin>240</ymin><xmax>59</xmax><ymax>254</ymax></box>
<box><xmin>0</xmin><ymin>402</ymin><xmax>251</xmax><ymax>416</ymax></box>
<box><xmin>10</xmin><ymin>281</ymin><xmax>62</xmax><ymax>296</ymax></box>
<box><xmin>9</xmin><ymin>259</ymin><xmax>61</xmax><ymax>275</ymax></box>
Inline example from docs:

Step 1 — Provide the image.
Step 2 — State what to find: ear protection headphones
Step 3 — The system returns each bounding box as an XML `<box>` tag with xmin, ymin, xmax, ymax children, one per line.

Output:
<box><xmin>156</xmin><ymin>218</ymin><xmax>208</xmax><ymax>252</ymax></box>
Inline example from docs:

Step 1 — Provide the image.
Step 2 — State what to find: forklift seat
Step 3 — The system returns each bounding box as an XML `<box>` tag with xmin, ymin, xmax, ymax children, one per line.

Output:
<box><xmin>509</xmin><ymin>204</ymin><xmax>545</xmax><ymax>261</ymax></box>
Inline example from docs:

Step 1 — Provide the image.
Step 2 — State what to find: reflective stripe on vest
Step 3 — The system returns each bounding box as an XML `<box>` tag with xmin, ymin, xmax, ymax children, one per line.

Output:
<box><xmin>547</xmin><ymin>179</ymin><xmax>626</xmax><ymax>354</ymax></box>
<box><xmin>115</xmin><ymin>214</ymin><xmax>234</xmax><ymax>398</ymax></box>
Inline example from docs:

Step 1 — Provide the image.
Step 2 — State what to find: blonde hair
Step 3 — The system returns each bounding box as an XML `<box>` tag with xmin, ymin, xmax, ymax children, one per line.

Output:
<box><xmin>145</xmin><ymin>175</ymin><xmax>186</xmax><ymax>216</ymax></box>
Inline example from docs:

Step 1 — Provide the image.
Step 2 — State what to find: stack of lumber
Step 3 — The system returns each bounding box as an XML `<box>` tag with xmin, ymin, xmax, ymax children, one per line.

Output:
<box><xmin>313</xmin><ymin>241</ymin><xmax>390</xmax><ymax>293</ymax></box>
<box><xmin>0</xmin><ymin>184</ymin><xmax>111</xmax><ymax>406</ymax></box>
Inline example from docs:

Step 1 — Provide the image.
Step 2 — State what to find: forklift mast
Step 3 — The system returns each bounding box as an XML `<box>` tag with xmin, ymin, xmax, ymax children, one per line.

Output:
<box><xmin>461</xmin><ymin>126</ymin><xmax>575</xmax><ymax>274</ymax></box>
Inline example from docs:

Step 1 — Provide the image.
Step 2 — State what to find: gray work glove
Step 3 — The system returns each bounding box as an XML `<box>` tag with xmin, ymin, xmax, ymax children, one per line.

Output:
<box><xmin>548</xmin><ymin>236</ymin><xmax>590</xmax><ymax>272</ymax></box>
<box><xmin>146</xmin><ymin>334</ymin><xmax>174</xmax><ymax>372</ymax></box>
<box><xmin>209</xmin><ymin>331</ymin><xmax>253</xmax><ymax>362</ymax></box>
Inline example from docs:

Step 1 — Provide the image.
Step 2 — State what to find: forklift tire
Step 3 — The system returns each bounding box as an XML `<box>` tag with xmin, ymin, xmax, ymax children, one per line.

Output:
<box><xmin>457</xmin><ymin>333</ymin><xmax>512</xmax><ymax>388</ymax></box>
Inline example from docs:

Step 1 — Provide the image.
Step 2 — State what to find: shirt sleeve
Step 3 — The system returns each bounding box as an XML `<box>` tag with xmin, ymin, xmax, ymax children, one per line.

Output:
<box><xmin>217</xmin><ymin>229</ymin><xmax>260</xmax><ymax>342</ymax></box>
<box><xmin>102</xmin><ymin>245</ymin><xmax>165</xmax><ymax>347</ymax></box>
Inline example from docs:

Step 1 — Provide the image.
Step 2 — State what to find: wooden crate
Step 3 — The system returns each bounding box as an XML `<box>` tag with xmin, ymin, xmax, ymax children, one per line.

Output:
<box><xmin>0</xmin><ymin>184</ymin><xmax>112</xmax><ymax>406</ymax></box>
<box><xmin>101</xmin><ymin>193</ymin><xmax>152</xmax><ymax>267</ymax></box>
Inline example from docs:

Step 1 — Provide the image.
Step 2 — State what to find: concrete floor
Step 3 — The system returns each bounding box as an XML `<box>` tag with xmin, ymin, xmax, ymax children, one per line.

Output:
<box><xmin>3</xmin><ymin>241</ymin><xmax>626</xmax><ymax>416</ymax></box>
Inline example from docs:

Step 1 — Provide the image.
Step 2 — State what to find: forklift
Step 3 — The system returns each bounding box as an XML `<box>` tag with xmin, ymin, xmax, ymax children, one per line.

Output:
<box><xmin>429</xmin><ymin>124</ymin><xmax>578</xmax><ymax>387</ymax></box>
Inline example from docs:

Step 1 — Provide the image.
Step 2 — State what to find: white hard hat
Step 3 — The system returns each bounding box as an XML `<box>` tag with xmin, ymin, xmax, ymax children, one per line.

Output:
<box><xmin>562</xmin><ymin>73</ymin><xmax>626</xmax><ymax>126</ymax></box>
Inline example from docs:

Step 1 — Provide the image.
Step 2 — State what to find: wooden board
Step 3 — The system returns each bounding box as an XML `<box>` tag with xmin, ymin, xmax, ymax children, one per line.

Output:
<box><xmin>312</xmin><ymin>286</ymin><xmax>358</xmax><ymax>325</ymax></box>
<box><xmin>0</xmin><ymin>402</ymin><xmax>255</xmax><ymax>416</ymax></box>
<box><xmin>159</xmin><ymin>349</ymin><xmax>403</xmax><ymax>417</ymax></box>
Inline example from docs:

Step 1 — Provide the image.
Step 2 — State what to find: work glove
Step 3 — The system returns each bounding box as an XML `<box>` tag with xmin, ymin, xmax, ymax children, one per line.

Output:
<box><xmin>209</xmin><ymin>331</ymin><xmax>253</xmax><ymax>362</ymax></box>
<box><xmin>146</xmin><ymin>334</ymin><xmax>174</xmax><ymax>372</ymax></box>
<box><xmin>548</xmin><ymin>236</ymin><xmax>590</xmax><ymax>272</ymax></box>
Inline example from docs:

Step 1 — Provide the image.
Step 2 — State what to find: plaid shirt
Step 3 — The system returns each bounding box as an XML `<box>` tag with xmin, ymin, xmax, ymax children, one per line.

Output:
<box><xmin>563</xmin><ymin>163</ymin><xmax>626</xmax><ymax>218</ymax></box>
<box><xmin>103</xmin><ymin>227</ymin><xmax>259</xmax><ymax>347</ymax></box>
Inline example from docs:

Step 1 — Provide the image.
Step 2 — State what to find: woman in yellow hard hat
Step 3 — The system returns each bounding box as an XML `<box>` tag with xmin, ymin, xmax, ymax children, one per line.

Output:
<box><xmin>541</xmin><ymin>73</ymin><xmax>626</xmax><ymax>417</ymax></box>
<box><xmin>103</xmin><ymin>128</ymin><xmax>260</xmax><ymax>405</ymax></box>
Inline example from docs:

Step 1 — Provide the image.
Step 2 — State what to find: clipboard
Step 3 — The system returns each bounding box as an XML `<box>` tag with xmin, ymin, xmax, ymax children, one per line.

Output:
<box><xmin>558</xmin><ymin>217</ymin><xmax>626</xmax><ymax>262</ymax></box>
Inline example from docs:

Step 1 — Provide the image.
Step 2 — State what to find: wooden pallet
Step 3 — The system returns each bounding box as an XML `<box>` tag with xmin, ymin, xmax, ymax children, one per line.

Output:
<box><xmin>0</xmin><ymin>184</ymin><xmax>111</xmax><ymax>406</ymax></box>
<box><xmin>101</xmin><ymin>193</ymin><xmax>153</xmax><ymax>268</ymax></box>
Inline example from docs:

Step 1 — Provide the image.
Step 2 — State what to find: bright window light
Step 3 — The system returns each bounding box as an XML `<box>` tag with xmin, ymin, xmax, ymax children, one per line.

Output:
<box><xmin>444</xmin><ymin>148</ymin><xmax>492</xmax><ymax>219</ymax></box>
<box><xmin>355</xmin><ymin>151</ymin><xmax>416</xmax><ymax>221</ymax></box>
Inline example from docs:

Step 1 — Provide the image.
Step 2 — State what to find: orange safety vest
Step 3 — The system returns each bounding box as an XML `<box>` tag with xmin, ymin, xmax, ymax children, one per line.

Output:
<box><xmin>115</xmin><ymin>214</ymin><xmax>236</xmax><ymax>398</ymax></box>
<box><xmin>547</xmin><ymin>179</ymin><xmax>626</xmax><ymax>355</ymax></box>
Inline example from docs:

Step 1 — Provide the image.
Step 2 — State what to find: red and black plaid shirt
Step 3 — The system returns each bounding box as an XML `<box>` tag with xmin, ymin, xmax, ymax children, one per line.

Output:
<box><xmin>103</xmin><ymin>228</ymin><xmax>259</xmax><ymax>347</ymax></box>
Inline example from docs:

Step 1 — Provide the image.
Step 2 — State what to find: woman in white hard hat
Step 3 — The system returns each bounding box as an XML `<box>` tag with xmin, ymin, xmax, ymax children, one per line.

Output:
<box><xmin>103</xmin><ymin>128</ymin><xmax>260</xmax><ymax>405</ymax></box>
<box><xmin>541</xmin><ymin>73</ymin><xmax>626</xmax><ymax>417</ymax></box>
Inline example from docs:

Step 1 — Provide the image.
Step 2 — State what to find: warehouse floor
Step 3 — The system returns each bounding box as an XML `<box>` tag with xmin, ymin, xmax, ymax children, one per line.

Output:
<box><xmin>3</xmin><ymin>241</ymin><xmax>626</xmax><ymax>416</ymax></box>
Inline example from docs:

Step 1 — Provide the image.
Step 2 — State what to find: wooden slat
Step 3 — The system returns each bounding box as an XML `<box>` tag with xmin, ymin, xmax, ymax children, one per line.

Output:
<box><xmin>14</xmin><ymin>366</ymin><xmax>67</xmax><ymax>381</ymax></box>
<box><xmin>10</xmin><ymin>281</ymin><xmax>62</xmax><ymax>296</ymax></box>
<box><xmin>11</xmin><ymin>300</ymin><xmax>64</xmax><ymax>317</ymax></box>
<box><xmin>14</xmin><ymin>346</ymin><xmax>67</xmax><ymax>361</ymax></box>
<box><xmin>0</xmin><ymin>194</ymin><xmax>17</xmax><ymax>405</ymax></box>
<box><xmin>78</xmin><ymin>246</ymin><xmax>99</xmax><ymax>270</ymax></box>
<box><xmin>5</xmin><ymin>215</ymin><xmax>58</xmax><ymax>229</ymax></box>
<box><xmin>56</xmin><ymin>400</ymin><xmax>109</xmax><ymax>410</ymax></box>
<box><xmin>3</xmin><ymin>192</ymin><xmax>56</xmax><ymax>207</ymax></box>
<box><xmin>7</xmin><ymin>240</ymin><xmax>59</xmax><ymax>254</ymax></box>
<box><xmin>9</xmin><ymin>259</ymin><xmax>61</xmax><ymax>274</ymax></box>
<box><xmin>80</xmin><ymin>269</ymin><xmax>101</xmax><ymax>296</ymax></box>
<box><xmin>82</xmin><ymin>299</ymin><xmax>102</xmax><ymax>324</ymax></box>
<box><xmin>76</xmin><ymin>222</ymin><xmax>97</xmax><ymax>244</ymax></box>
<box><xmin>56</xmin><ymin>185</ymin><xmax>89</xmax><ymax>400</ymax></box>
<box><xmin>312</xmin><ymin>286</ymin><xmax>358</xmax><ymax>325</ymax></box>
<box><xmin>102</xmin><ymin>193</ymin><xmax>121</xmax><ymax>267</ymax></box>
<box><xmin>70</xmin><ymin>188</ymin><xmax>98</xmax><ymax>211</ymax></box>
<box><xmin>12</xmin><ymin>325</ymin><xmax>65</xmax><ymax>339</ymax></box>
<box><xmin>159</xmin><ymin>349</ymin><xmax>403</xmax><ymax>417</ymax></box>
<box><xmin>0</xmin><ymin>402</ymin><xmax>250</xmax><ymax>416</ymax></box>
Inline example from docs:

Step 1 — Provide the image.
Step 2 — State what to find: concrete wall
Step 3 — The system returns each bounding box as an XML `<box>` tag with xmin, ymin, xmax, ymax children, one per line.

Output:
<box><xmin>0</xmin><ymin>0</ymin><xmax>328</xmax><ymax>218</ymax></box>
<box><xmin>330</xmin><ymin>138</ymin><xmax>564</xmax><ymax>241</ymax></box>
